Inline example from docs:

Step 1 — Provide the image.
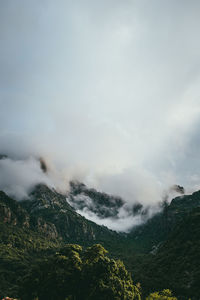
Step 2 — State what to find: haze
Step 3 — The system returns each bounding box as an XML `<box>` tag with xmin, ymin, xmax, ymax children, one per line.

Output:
<box><xmin>1</xmin><ymin>1</ymin><xmax>200</xmax><ymax>217</ymax></box>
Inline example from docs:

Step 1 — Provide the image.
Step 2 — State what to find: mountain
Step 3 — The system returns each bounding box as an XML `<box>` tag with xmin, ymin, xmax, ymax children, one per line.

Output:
<box><xmin>1</xmin><ymin>182</ymin><xmax>200</xmax><ymax>299</ymax></box>
<box><xmin>142</xmin><ymin>207</ymin><xmax>200</xmax><ymax>299</ymax></box>
<box><xmin>0</xmin><ymin>190</ymin><xmax>61</xmax><ymax>298</ymax></box>
<box><xmin>68</xmin><ymin>180</ymin><xmax>149</xmax><ymax>222</ymax></box>
<box><xmin>68</xmin><ymin>181</ymin><xmax>125</xmax><ymax>218</ymax></box>
<box><xmin>0</xmin><ymin>191</ymin><xmax>30</xmax><ymax>227</ymax></box>
<box><xmin>129</xmin><ymin>190</ymin><xmax>200</xmax><ymax>253</ymax></box>
<box><xmin>0</xmin><ymin>185</ymin><xmax>128</xmax><ymax>298</ymax></box>
<box><xmin>20</xmin><ymin>184</ymin><xmax>122</xmax><ymax>244</ymax></box>
<box><xmin>128</xmin><ymin>191</ymin><xmax>200</xmax><ymax>299</ymax></box>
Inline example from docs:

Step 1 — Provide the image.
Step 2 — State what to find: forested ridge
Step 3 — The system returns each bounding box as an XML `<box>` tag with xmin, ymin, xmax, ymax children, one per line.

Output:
<box><xmin>0</xmin><ymin>184</ymin><xmax>200</xmax><ymax>299</ymax></box>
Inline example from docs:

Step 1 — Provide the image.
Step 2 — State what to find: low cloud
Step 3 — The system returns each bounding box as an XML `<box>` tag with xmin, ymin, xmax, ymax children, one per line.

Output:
<box><xmin>0</xmin><ymin>156</ymin><xmax>53</xmax><ymax>200</ymax></box>
<box><xmin>76</xmin><ymin>208</ymin><xmax>145</xmax><ymax>233</ymax></box>
<box><xmin>1</xmin><ymin>1</ymin><xmax>200</xmax><ymax>230</ymax></box>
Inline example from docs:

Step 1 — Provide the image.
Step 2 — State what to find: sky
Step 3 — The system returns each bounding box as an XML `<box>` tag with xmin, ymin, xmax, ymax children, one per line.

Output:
<box><xmin>1</xmin><ymin>1</ymin><xmax>200</xmax><ymax>228</ymax></box>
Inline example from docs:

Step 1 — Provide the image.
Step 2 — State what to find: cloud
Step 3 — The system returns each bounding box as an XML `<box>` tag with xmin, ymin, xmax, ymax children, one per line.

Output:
<box><xmin>0</xmin><ymin>156</ymin><xmax>53</xmax><ymax>200</ymax></box>
<box><xmin>0</xmin><ymin>0</ymin><xmax>200</xmax><ymax>229</ymax></box>
<box><xmin>76</xmin><ymin>207</ymin><xmax>145</xmax><ymax>233</ymax></box>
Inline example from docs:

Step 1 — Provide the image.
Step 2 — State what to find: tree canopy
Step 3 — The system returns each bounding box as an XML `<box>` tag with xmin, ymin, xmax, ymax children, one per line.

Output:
<box><xmin>19</xmin><ymin>244</ymin><xmax>141</xmax><ymax>300</ymax></box>
<box><xmin>146</xmin><ymin>289</ymin><xmax>177</xmax><ymax>300</ymax></box>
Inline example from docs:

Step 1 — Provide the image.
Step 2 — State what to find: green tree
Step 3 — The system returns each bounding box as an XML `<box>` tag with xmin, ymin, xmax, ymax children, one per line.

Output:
<box><xmin>79</xmin><ymin>244</ymin><xmax>141</xmax><ymax>300</ymax></box>
<box><xmin>146</xmin><ymin>289</ymin><xmax>177</xmax><ymax>300</ymax></box>
<box><xmin>19</xmin><ymin>245</ymin><xmax>82</xmax><ymax>300</ymax></box>
<box><xmin>19</xmin><ymin>244</ymin><xmax>141</xmax><ymax>300</ymax></box>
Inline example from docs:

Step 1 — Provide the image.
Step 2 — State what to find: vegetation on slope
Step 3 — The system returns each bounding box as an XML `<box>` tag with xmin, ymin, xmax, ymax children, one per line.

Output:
<box><xmin>134</xmin><ymin>208</ymin><xmax>200</xmax><ymax>299</ymax></box>
<box><xmin>1</xmin><ymin>186</ymin><xmax>200</xmax><ymax>299</ymax></box>
<box><xmin>0</xmin><ymin>222</ymin><xmax>61</xmax><ymax>298</ymax></box>
<box><xmin>19</xmin><ymin>244</ymin><xmax>141</xmax><ymax>300</ymax></box>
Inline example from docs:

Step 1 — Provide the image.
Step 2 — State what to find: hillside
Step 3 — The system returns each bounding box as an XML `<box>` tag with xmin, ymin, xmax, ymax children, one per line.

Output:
<box><xmin>21</xmin><ymin>184</ymin><xmax>120</xmax><ymax>244</ymax></box>
<box><xmin>69</xmin><ymin>181</ymin><xmax>125</xmax><ymax>218</ymax></box>
<box><xmin>0</xmin><ymin>184</ymin><xmax>200</xmax><ymax>299</ymax></box>
<box><xmin>128</xmin><ymin>192</ymin><xmax>200</xmax><ymax>299</ymax></box>
<box><xmin>0</xmin><ymin>185</ymin><xmax>132</xmax><ymax>298</ymax></box>
<box><xmin>131</xmin><ymin>208</ymin><xmax>200</xmax><ymax>299</ymax></box>
<box><xmin>129</xmin><ymin>190</ymin><xmax>200</xmax><ymax>253</ymax></box>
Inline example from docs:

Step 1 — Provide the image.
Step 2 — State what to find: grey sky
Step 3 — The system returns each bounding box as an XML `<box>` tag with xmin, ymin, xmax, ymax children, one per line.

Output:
<box><xmin>1</xmin><ymin>0</ymin><xmax>200</xmax><ymax>207</ymax></box>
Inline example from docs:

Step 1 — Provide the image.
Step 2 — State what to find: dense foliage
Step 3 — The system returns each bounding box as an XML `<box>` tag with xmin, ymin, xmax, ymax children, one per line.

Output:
<box><xmin>135</xmin><ymin>209</ymin><xmax>200</xmax><ymax>299</ymax></box>
<box><xmin>19</xmin><ymin>244</ymin><xmax>141</xmax><ymax>300</ymax></box>
<box><xmin>0</xmin><ymin>222</ymin><xmax>60</xmax><ymax>298</ymax></box>
<box><xmin>146</xmin><ymin>289</ymin><xmax>177</xmax><ymax>300</ymax></box>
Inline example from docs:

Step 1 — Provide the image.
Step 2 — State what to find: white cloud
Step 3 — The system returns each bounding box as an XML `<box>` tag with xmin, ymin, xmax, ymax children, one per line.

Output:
<box><xmin>0</xmin><ymin>0</ymin><xmax>200</xmax><ymax>229</ymax></box>
<box><xmin>0</xmin><ymin>157</ymin><xmax>53</xmax><ymax>200</ymax></box>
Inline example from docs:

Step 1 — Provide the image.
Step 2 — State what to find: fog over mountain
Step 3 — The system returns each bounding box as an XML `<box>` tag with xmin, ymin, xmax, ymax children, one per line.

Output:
<box><xmin>1</xmin><ymin>1</ymin><xmax>200</xmax><ymax>230</ymax></box>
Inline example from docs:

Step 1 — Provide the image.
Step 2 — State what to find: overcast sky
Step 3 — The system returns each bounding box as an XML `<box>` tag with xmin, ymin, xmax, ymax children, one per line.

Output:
<box><xmin>1</xmin><ymin>0</ymin><xmax>200</xmax><ymax>206</ymax></box>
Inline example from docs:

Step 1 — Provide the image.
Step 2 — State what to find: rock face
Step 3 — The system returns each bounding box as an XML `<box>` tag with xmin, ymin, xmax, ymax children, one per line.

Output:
<box><xmin>35</xmin><ymin>217</ymin><xmax>58</xmax><ymax>239</ymax></box>
<box><xmin>0</xmin><ymin>191</ymin><xmax>29</xmax><ymax>227</ymax></box>
<box><xmin>24</xmin><ymin>184</ymin><xmax>74</xmax><ymax>213</ymax></box>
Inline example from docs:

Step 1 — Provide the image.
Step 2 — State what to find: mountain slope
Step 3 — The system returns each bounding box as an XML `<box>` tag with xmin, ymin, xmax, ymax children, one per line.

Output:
<box><xmin>0</xmin><ymin>191</ymin><xmax>30</xmax><ymax>227</ymax></box>
<box><xmin>129</xmin><ymin>190</ymin><xmax>200</xmax><ymax>253</ymax></box>
<box><xmin>133</xmin><ymin>208</ymin><xmax>200</xmax><ymax>299</ymax></box>
<box><xmin>20</xmin><ymin>184</ymin><xmax>122</xmax><ymax>244</ymax></box>
<box><xmin>0</xmin><ymin>185</ymin><xmax>128</xmax><ymax>298</ymax></box>
<box><xmin>68</xmin><ymin>181</ymin><xmax>149</xmax><ymax>223</ymax></box>
<box><xmin>69</xmin><ymin>181</ymin><xmax>125</xmax><ymax>218</ymax></box>
<box><xmin>1</xmin><ymin>183</ymin><xmax>200</xmax><ymax>299</ymax></box>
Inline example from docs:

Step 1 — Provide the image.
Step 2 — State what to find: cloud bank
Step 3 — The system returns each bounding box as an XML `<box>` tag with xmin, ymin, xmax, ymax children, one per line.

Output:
<box><xmin>0</xmin><ymin>156</ymin><xmax>53</xmax><ymax>199</ymax></box>
<box><xmin>1</xmin><ymin>0</ymin><xmax>200</xmax><ymax>229</ymax></box>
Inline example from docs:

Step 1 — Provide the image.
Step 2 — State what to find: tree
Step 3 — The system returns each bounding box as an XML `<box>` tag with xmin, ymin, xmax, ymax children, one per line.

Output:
<box><xmin>79</xmin><ymin>244</ymin><xmax>141</xmax><ymax>300</ymax></box>
<box><xmin>19</xmin><ymin>244</ymin><xmax>141</xmax><ymax>300</ymax></box>
<box><xmin>146</xmin><ymin>289</ymin><xmax>177</xmax><ymax>300</ymax></box>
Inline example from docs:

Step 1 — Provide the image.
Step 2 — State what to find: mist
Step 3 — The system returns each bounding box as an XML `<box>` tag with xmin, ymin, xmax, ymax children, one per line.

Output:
<box><xmin>0</xmin><ymin>156</ymin><xmax>53</xmax><ymax>200</ymax></box>
<box><xmin>1</xmin><ymin>1</ymin><xmax>200</xmax><ymax>230</ymax></box>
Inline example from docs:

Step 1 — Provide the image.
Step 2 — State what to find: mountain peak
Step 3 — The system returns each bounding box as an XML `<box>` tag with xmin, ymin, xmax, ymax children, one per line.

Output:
<box><xmin>23</xmin><ymin>184</ymin><xmax>73</xmax><ymax>213</ymax></box>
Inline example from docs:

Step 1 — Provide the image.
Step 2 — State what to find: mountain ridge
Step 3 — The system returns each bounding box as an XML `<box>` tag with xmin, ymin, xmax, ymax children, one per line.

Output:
<box><xmin>1</xmin><ymin>182</ymin><xmax>200</xmax><ymax>299</ymax></box>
